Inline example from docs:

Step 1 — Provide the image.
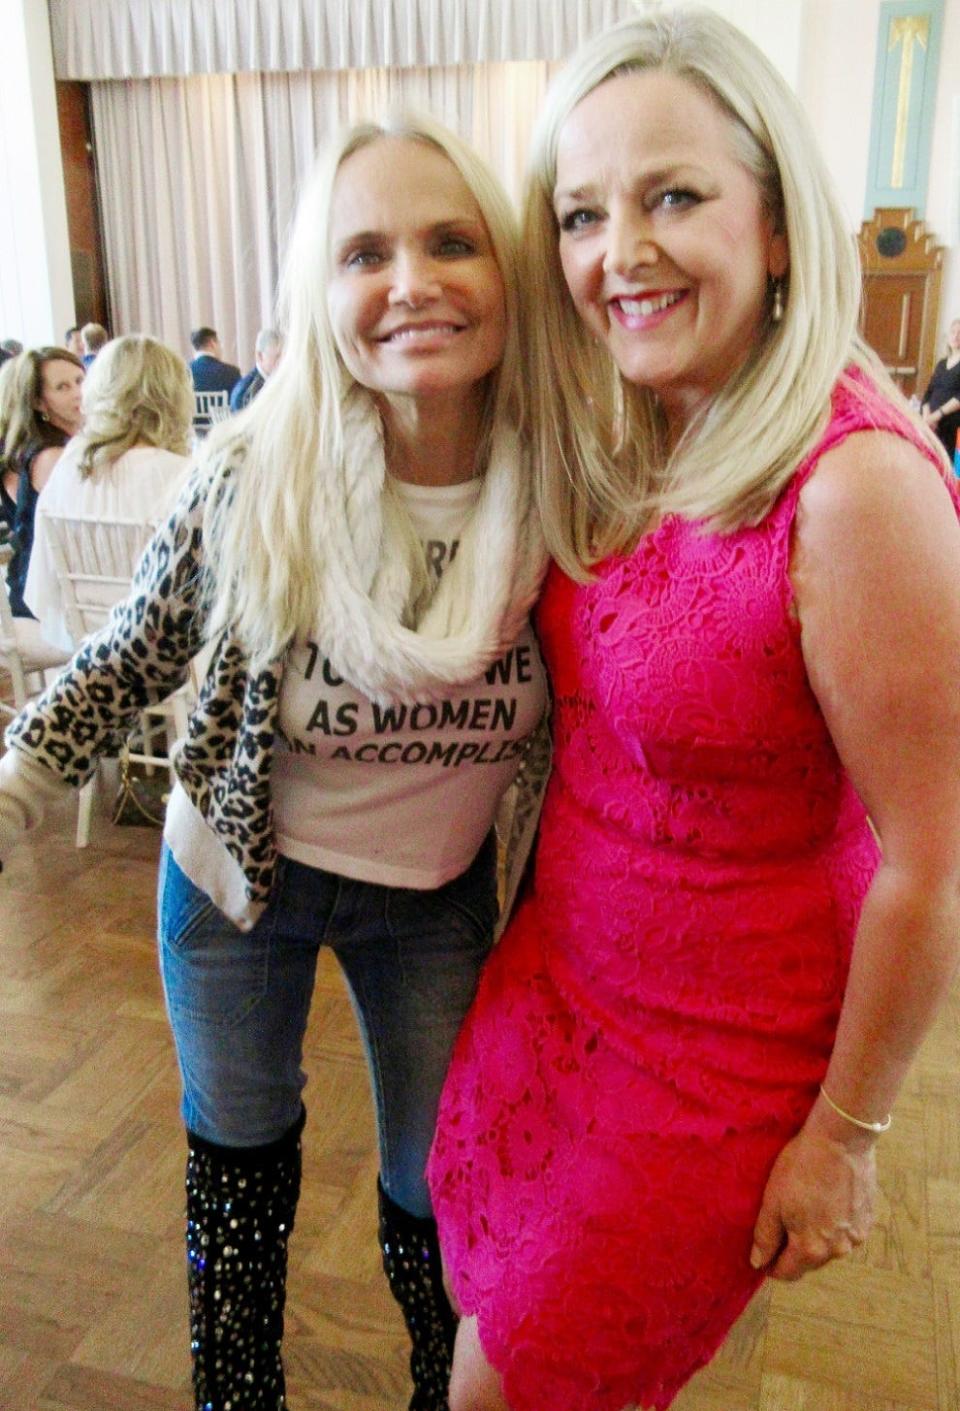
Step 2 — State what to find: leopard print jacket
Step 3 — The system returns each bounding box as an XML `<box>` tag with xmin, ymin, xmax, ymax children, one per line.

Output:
<box><xmin>6</xmin><ymin>465</ymin><xmax>550</xmax><ymax>929</ymax></box>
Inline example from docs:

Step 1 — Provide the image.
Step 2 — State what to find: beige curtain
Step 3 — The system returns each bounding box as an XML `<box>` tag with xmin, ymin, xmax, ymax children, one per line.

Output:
<box><xmin>90</xmin><ymin>61</ymin><xmax>555</xmax><ymax>372</ymax></box>
<box><xmin>52</xmin><ymin>0</ymin><xmax>633</xmax><ymax>78</ymax></box>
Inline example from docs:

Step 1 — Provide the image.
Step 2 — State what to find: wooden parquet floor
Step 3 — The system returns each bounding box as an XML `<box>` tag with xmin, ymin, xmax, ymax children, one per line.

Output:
<box><xmin>0</xmin><ymin>768</ymin><xmax>958</xmax><ymax>1411</ymax></box>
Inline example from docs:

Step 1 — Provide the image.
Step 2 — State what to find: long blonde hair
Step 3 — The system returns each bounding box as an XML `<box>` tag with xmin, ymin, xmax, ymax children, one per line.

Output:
<box><xmin>0</xmin><ymin>354</ymin><xmax>22</xmax><ymax>456</ymax></box>
<box><xmin>76</xmin><ymin>334</ymin><xmax>193</xmax><ymax>478</ymax></box>
<box><xmin>0</xmin><ymin>355</ymin><xmax>22</xmax><ymax>497</ymax></box>
<box><xmin>524</xmin><ymin>7</ymin><xmax>941</xmax><ymax>578</ymax></box>
<box><xmin>202</xmin><ymin>111</ymin><xmax>523</xmax><ymax>664</ymax></box>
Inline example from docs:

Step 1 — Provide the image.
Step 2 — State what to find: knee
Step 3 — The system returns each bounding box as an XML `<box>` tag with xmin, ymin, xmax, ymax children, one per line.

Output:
<box><xmin>447</xmin><ymin>1378</ymin><xmax>474</xmax><ymax>1411</ymax></box>
<box><xmin>449</xmin><ymin>1316</ymin><xmax>510</xmax><ymax>1411</ymax></box>
<box><xmin>449</xmin><ymin>1373</ymin><xmax>508</xmax><ymax>1411</ymax></box>
<box><xmin>449</xmin><ymin>1368</ymin><xmax>494</xmax><ymax>1411</ymax></box>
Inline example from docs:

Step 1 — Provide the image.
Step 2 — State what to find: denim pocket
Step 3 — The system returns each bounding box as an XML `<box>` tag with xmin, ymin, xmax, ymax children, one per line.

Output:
<box><xmin>437</xmin><ymin>870</ymin><xmax>499</xmax><ymax>939</ymax></box>
<box><xmin>157</xmin><ymin>846</ymin><xmax>269</xmax><ymax>1028</ymax></box>
<box><xmin>438</xmin><ymin>833</ymin><xmax>500</xmax><ymax>937</ymax></box>
<box><xmin>158</xmin><ymin>845</ymin><xmax>220</xmax><ymax>951</ymax></box>
<box><xmin>387</xmin><ymin>833</ymin><xmax>499</xmax><ymax>957</ymax></box>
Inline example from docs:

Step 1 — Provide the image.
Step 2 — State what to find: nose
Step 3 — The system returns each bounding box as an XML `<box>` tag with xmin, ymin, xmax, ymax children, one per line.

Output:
<box><xmin>602</xmin><ymin>205</ymin><xmax>659</xmax><ymax>279</ymax></box>
<box><xmin>389</xmin><ymin>249</ymin><xmax>441</xmax><ymax>308</ymax></box>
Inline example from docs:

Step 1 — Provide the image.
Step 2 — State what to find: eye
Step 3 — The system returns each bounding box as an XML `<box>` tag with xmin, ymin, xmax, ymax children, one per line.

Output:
<box><xmin>558</xmin><ymin>208</ymin><xmax>601</xmax><ymax>234</ymax></box>
<box><xmin>343</xmin><ymin>247</ymin><xmax>386</xmax><ymax>270</ymax></box>
<box><xmin>435</xmin><ymin>234</ymin><xmax>476</xmax><ymax>257</ymax></box>
<box><xmin>653</xmin><ymin>188</ymin><xmax>700</xmax><ymax>211</ymax></box>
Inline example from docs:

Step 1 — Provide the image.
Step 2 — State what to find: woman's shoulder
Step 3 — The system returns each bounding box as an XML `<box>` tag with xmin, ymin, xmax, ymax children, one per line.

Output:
<box><xmin>15</xmin><ymin>437</ymin><xmax>43</xmax><ymax>473</ymax></box>
<box><xmin>28</xmin><ymin>441</ymin><xmax>67</xmax><ymax>490</ymax></box>
<box><xmin>115</xmin><ymin>444</ymin><xmax>192</xmax><ymax>476</ymax></box>
<box><xmin>802</xmin><ymin>425</ymin><xmax>949</xmax><ymax>505</ymax></box>
<box><xmin>796</xmin><ymin>368</ymin><xmax>943</xmax><ymax>491</ymax></box>
<box><xmin>796</xmin><ymin>423</ymin><xmax>959</xmax><ymax>562</ymax></box>
<box><xmin>125</xmin><ymin>443</ymin><xmax>190</xmax><ymax>463</ymax></box>
<box><xmin>34</xmin><ymin>437</ymin><xmax>85</xmax><ymax>502</ymax></box>
<box><xmin>766</xmin><ymin>367</ymin><xmax>952</xmax><ymax>535</ymax></box>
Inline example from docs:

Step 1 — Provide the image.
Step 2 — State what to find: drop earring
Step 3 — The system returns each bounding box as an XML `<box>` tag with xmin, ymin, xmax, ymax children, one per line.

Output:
<box><xmin>772</xmin><ymin>278</ymin><xmax>785</xmax><ymax>323</ymax></box>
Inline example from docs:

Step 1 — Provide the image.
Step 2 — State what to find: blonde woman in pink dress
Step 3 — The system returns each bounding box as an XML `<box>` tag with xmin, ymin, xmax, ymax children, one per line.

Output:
<box><xmin>427</xmin><ymin>10</ymin><xmax>960</xmax><ymax>1411</ymax></box>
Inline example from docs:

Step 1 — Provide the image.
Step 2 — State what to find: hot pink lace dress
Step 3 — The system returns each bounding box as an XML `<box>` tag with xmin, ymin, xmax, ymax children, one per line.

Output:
<box><xmin>427</xmin><ymin>374</ymin><xmax>956</xmax><ymax>1411</ymax></box>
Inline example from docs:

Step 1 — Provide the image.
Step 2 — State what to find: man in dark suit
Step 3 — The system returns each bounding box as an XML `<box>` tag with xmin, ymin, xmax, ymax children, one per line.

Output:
<box><xmin>230</xmin><ymin>328</ymin><xmax>282</xmax><ymax>412</ymax></box>
<box><xmin>189</xmin><ymin>327</ymin><xmax>241</xmax><ymax>395</ymax></box>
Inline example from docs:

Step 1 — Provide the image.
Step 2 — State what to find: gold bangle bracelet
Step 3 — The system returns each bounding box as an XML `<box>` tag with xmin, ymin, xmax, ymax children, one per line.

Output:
<box><xmin>819</xmin><ymin>1084</ymin><xmax>892</xmax><ymax>1134</ymax></box>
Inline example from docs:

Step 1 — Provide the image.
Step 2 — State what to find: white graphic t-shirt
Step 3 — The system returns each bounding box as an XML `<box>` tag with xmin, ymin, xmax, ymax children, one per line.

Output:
<box><xmin>271</xmin><ymin>476</ymin><xmax>547</xmax><ymax>889</ymax></box>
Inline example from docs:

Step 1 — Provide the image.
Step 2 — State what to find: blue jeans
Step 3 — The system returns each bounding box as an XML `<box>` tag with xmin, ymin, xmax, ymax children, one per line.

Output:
<box><xmin>157</xmin><ymin>837</ymin><xmax>497</xmax><ymax>1217</ymax></box>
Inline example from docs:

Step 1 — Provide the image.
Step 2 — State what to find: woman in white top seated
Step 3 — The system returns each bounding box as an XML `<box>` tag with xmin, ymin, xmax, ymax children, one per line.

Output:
<box><xmin>25</xmin><ymin>334</ymin><xmax>192</xmax><ymax>650</ymax></box>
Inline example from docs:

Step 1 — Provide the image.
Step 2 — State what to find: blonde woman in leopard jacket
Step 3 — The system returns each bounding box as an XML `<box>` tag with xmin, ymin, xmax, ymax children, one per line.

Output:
<box><xmin>0</xmin><ymin>113</ymin><xmax>547</xmax><ymax>1411</ymax></box>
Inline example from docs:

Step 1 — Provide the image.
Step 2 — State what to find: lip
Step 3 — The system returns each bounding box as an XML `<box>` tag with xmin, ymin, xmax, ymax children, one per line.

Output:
<box><xmin>608</xmin><ymin>289</ymin><xmax>688</xmax><ymax>330</ymax></box>
<box><xmin>377</xmin><ymin>321</ymin><xmax>467</xmax><ymax>344</ymax></box>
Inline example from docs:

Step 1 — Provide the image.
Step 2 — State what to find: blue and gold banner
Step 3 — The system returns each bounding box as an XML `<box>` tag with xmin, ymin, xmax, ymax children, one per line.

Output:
<box><xmin>864</xmin><ymin>0</ymin><xmax>945</xmax><ymax>218</ymax></box>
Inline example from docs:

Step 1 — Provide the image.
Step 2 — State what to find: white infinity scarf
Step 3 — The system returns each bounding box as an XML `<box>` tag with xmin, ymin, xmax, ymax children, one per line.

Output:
<box><xmin>311</xmin><ymin>391</ymin><xmax>547</xmax><ymax>705</ymax></box>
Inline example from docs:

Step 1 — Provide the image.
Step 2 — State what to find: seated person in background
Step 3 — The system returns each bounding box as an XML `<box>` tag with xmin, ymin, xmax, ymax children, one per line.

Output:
<box><xmin>0</xmin><ymin>353</ymin><xmax>23</xmax><ymax>541</ymax></box>
<box><xmin>0</xmin><ymin>339</ymin><xmax>23</xmax><ymax>363</ymax></box>
<box><xmin>25</xmin><ymin>334</ymin><xmax>193</xmax><ymax>651</ymax></box>
<box><xmin>80</xmin><ymin>323</ymin><xmax>109</xmax><ymax>367</ymax></box>
<box><xmin>6</xmin><ymin>347</ymin><xmax>84</xmax><ymax>615</ymax></box>
<box><xmin>188</xmin><ymin>326</ymin><xmax>241</xmax><ymax>396</ymax></box>
<box><xmin>229</xmin><ymin>327</ymin><xmax>282</xmax><ymax>412</ymax></box>
<box><xmin>65</xmin><ymin>326</ymin><xmax>84</xmax><ymax>358</ymax></box>
<box><xmin>921</xmin><ymin>316</ymin><xmax>960</xmax><ymax>459</ymax></box>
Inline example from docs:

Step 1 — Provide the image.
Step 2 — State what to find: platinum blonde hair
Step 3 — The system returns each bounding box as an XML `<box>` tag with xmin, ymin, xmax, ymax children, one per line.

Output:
<box><xmin>203</xmin><ymin>110</ymin><xmax>523</xmax><ymax>664</ymax></box>
<box><xmin>523</xmin><ymin>6</ymin><xmax>940</xmax><ymax>577</ymax></box>
<box><xmin>76</xmin><ymin>334</ymin><xmax>193</xmax><ymax>478</ymax></box>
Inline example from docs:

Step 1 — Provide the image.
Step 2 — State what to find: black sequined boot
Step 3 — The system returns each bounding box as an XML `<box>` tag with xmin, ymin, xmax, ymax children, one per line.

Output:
<box><xmin>185</xmin><ymin>1109</ymin><xmax>305</xmax><ymax>1411</ymax></box>
<box><xmin>377</xmin><ymin>1179</ymin><xmax>458</xmax><ymax>1411</ymax></box>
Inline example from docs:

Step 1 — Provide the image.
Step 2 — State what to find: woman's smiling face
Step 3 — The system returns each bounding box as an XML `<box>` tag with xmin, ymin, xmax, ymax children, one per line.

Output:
<box><xmin>327</xmin><ymin>137</ymin><xmax>506</xmax><ymax>413</ymax></box>
<box><xmin>554</xmin><ymin>69</ymin><xmax>788</xmax><ymax>435</ymax></box>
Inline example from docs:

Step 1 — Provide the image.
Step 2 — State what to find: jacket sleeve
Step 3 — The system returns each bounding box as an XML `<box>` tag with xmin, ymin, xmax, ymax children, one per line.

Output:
<box><xmin>0</xmin><ymin>747</ymin><xmax>74</xmax><ymax>860</ymax></box>
<box><xmin>4</xmin><ymin>465</ymin><xmax>218</xmax><ymax>788</ymax></box>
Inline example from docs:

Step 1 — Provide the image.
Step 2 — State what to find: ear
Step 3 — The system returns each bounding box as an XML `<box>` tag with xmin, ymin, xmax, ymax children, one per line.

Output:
<box><xmin>768</xmin><ymin>232</ymin><xmax>789</xmax><ymax>279</ymax></box>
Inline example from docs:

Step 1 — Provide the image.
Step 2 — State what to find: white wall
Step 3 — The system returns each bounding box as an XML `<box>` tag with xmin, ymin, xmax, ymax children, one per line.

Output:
<box><xmin>799</xmin><ymin>0</ymin><xmax>960</xmax><ymax>345</ymax></box>
<box><xmin>0</xmin><ymin>0</ymin><xmax>74</xmax><ymax>346</ymax></box>
<box><xmin>927</xmin><ymin>0</ymin><xmax>960</xmax><ymax>329</ymax></box>
<box><xmin>711</xmin><ymin>0</ymin><xmax>805</xmax><ymax>87</ymax></box>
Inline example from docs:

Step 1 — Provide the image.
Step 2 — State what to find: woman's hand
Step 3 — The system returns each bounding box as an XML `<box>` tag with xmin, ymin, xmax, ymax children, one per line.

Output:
<box><xmin>749</xmin><ymin>1113</ymin><xmax>877</xmax><ymax>1281</ymax></box>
